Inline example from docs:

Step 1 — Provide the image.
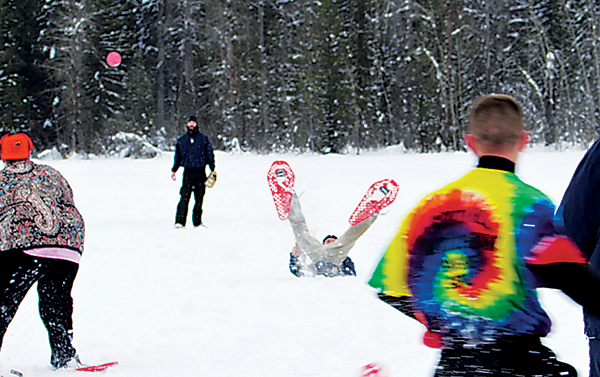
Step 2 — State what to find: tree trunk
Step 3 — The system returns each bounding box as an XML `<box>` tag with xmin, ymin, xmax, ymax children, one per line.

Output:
<box><xmin>156</xmin><ymin>0</ymin><xmax>166</xmax><ymax>134</ymax></box>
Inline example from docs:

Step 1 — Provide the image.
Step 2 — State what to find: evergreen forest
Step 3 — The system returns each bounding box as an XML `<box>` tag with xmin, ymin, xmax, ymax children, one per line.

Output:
<box><xmin>2</xmin><ymin>0</ymin><xmax>600</xmax><ymax>156</ymax></box>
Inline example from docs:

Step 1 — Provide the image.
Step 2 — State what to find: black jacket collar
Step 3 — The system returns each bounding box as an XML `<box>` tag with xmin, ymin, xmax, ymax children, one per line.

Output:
<box><xmin>477</xmin><ymin>155</ymin><xmax>515</xmax><ymax>173</ymax></box>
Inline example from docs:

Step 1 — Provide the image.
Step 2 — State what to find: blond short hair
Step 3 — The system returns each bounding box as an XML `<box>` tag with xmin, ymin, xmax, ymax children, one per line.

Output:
<box><xmin>468</xmin><ymin>94</ymin><xmax>524</xmax><ymax>148</ymax></box>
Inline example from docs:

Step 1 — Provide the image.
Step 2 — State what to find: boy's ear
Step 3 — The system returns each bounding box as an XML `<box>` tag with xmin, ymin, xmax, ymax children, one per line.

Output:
<box><xmin>518</xmin><ymin>131</ymin><xmax>531</xmax><ymax>152</ymax></box>
<box><xmin>463</xmin><ymin>133</ymin><xmax>480</xmax><ymax>157</ymax></box>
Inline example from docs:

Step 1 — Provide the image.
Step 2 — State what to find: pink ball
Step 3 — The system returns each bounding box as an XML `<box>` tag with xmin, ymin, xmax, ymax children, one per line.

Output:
<box><xmin>106</xmin><ymin>51</ymin><xmax>122</xmax><ymax>67</ymax></box>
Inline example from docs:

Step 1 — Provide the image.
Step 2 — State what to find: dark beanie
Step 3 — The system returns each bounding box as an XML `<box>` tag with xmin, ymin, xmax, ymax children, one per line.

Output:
<box><xmin>188</xmin><ymin>115</ymin><xmax>199</xmax><ymax>124</ymax></box>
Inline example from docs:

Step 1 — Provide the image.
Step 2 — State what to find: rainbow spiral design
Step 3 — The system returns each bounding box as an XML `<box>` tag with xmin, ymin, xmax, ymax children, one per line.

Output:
<box><xmin>369</xmin><ymin>168</ymin><xmax>558</xmax><ymax>345</ymax></box>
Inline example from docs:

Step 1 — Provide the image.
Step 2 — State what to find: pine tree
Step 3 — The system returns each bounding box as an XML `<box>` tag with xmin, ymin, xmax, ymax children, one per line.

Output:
<box><xmin>38</xmin><ymin>0</ymin><xmax>99</xmax><ymax>154</ymax></box>
<box><xmin>0</xmin><ymin>0</ymin><xmax>52</xmax><ymax>145</ymax></box>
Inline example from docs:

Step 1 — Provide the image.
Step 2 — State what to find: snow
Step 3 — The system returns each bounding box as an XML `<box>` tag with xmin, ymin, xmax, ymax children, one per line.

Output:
<box><xmin>0</xmin><ymin>146</ymin><xmax>593</xmax><ymax>376</ymax></box>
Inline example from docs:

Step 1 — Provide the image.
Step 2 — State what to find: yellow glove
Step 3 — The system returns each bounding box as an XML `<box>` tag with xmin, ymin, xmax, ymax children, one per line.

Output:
<box><xmin>205</xmin><ymin>171</ymin><xmax>217</xmax><ymax>188</ymax></box>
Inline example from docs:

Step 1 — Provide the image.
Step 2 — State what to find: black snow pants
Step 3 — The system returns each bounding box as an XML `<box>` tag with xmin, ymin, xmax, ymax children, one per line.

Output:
<box><xmin>589</xmin><ymin>337</ymin><xmax>600</xmax><ymax>377</ymax></box>
<box><xmin>175</xmin><ymin>168</ymin><xmax>207</xmax><ymax>227</ymax></box>
<box><xmin>434</xmin><ymin>335</ymin><xmax>577</xmax><ymax>377</ymax></box>
<box><xmin>0</xmin><ymin>250</ymin><xmax>79</xmax><ymax>368</ymax></box>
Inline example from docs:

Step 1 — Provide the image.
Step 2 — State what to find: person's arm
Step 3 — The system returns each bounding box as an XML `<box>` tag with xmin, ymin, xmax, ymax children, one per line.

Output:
<box><xmin>528</xmin><ymin>235</ymin><xmax>600</xmax><ymax>317</ymax></box>
<box><xmin>205</xmin><ymin>136</ymin><xmax>215</xmax><ymax>172</ymax></box>
<box><xmin>529</xmin><ymin>262</ymin><xmax>600</xmax><ymax>316</ymax></box>
<box><xmin>172</xmin><ymin>139</ymin><xmax>182</xmax><ymax>175</ymax></box>
<box><xmin>289</xmin><ymin>245</ymin><xmax>303</xmax><ymax>277</ymax></box>
<box><xmin>52</xmin><ymin>167</ymin><xmax>74</xmax><ymax>203</ymax></box>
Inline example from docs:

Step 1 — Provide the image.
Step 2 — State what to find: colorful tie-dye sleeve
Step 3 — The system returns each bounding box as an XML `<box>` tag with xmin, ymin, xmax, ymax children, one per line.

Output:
<box><xmin>368</xmin><ymin>215</ymin><xmax>412</xmax><ymax>297</ymax></box>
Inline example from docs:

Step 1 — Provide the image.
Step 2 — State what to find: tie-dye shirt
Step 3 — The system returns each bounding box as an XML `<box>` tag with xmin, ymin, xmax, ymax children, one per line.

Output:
<box><xmin>369</xmin><ymin>158</ymin><xmax>584</xmax><ymax>347</ymax></box>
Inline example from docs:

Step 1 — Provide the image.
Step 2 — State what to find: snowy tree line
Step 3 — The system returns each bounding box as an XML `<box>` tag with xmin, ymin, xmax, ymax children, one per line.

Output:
<box><xmin>2</xmin><ymin>0</ymin><xmax>600</xmax><ymax>155</ymax></box>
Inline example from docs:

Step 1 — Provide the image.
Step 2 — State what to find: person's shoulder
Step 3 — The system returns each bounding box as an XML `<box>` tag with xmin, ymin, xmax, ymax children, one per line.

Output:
<box><xmin>406</xmin><ymin>169</ymin><xmax>490</xmax><ymax>213</ymax></box>
<box><xmin>418</xmin><ymin>173</ymin><xmax>467</xmax><ymax>201</ymax></box>
<box><xmin>199</xmin><ymin>132</ymin><xmax>212</xmax><ymax>141</ymax></box>
<box><xmin>523</xmin><ymin>184</ymin><xmax>553</xmax><ymax>209</ymax></box>
<box><xmin>584</xmin><ymin>137</ymin><xmax>600</xmax><ymax>158</ymax></box>
<box><xmin>2</xmin><ymin>159</ymin><xmax>40</xmax><ymax>175</ymax></box>
<box><xmin>35</xmin><ymin>163</ymin><xmax>65</xmax><ymax>178</ymax></box>
<box><xmin>33</xmin><ymin>160</ymin><xmax>54</xmax><ymax>171</ymax></box>
<box><xmin>505</xmin><ymin>173</ymin><xmax>551</xmax><ymax>202</ymax></box>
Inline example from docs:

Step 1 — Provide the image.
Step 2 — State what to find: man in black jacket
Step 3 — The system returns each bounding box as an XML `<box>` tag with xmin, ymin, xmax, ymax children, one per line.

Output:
<box><xmin>557</xmin><ymin>139</ymin><xmax>600</xmax><ymax>377</ymax></box>
<box><xmin>171</xmin><ymin>116</ymin><xmax>216</xmax><ymax>228</ymax></box>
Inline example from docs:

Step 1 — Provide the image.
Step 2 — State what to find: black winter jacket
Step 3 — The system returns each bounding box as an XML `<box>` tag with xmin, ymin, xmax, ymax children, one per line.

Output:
<box><xmin>558</xmin><ymin>138</ymin><xmax>600</xmax><ymax>337</ymax></box>
<box><xmin>172</xmin><ymin>131</ymin><xmax>215</xmax><ymax>172</ymax></box>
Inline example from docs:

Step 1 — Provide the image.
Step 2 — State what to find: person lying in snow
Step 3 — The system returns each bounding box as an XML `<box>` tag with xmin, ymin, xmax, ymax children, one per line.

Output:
<box><xmin>287</xmin><ymin>192</ymin><xmax>376</xmax><ymax>277</ymax></box>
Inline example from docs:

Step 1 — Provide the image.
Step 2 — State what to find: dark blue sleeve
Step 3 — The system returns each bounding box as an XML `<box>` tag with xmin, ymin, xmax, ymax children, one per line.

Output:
<box><xmin>289</xmin><ymin>253</ymin><xmax>302</xmax><ymax>277</ymax></box>
<box><xmin>205</xmin><ymin>137</ymin><xmax>215</xmax><ymax>171</ymax></box>
<box><xmin>558</xmin><ymin>138</ymin><xmax>600</xmax><ymax>260</ymax></box>
<box><xmin>172</xmin><ymin>139</ymin><xmax>182</xmax><ymax>172</ymax></box>
<box><xmin>529</xmin><ymin>262</ymin><xmax>600</xmax><ymax>316</ymax></box>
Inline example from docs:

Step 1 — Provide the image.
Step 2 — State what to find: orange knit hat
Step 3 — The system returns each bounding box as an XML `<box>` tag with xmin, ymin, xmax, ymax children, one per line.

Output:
<box><xmin>0</xmin><ymin>133</ymin><xmax>33</xmax><ymax>160</ymax></box>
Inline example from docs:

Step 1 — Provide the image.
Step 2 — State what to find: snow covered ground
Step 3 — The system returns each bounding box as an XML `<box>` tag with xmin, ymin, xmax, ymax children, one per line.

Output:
<box><xmin>0</xmin><ymin>145</ymin><xmax>592</xmax><ymax>377</ymax></box>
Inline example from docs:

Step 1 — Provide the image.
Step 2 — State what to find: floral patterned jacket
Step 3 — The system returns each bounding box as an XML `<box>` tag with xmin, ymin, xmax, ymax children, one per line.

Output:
<box><xmin>0</xmin><ymin>159</ymin><xmax>85</xmax><ymax>257</ymax></box>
